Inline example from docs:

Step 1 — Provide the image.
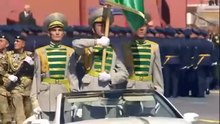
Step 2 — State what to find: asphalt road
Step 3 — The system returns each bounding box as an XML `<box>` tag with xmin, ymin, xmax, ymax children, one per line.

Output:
<box><xmin>169</xmin><ymin>90</ymin><xmax>219</xmax><ymax>124</ymax></box>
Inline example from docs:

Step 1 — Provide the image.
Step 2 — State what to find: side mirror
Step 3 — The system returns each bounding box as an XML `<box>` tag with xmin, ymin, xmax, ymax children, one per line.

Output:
<box><xmin>31</xmin><ymin>119</ymin><xmax>50</xmax><ymax>124</ymax></box>
<box><xmin>183</xmin><ymin>113</ymin><xmax>199</xmax><ymax>122</ymax></box>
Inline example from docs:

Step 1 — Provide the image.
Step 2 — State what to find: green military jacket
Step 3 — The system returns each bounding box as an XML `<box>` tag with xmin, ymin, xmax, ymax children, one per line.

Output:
<box><xmin>72</xmin><ymin>38</ymin><xmax>128</xmax><ymax>90</ymax></box>
<box><xmin>31</xmin><ymin>43</ymin><xmax>77</xmax><ymax>111</ymax></box>
<box><xmin>124</xmin><ymin>39</ymin><xmax>164</xmax><ymax>92</ymax></box>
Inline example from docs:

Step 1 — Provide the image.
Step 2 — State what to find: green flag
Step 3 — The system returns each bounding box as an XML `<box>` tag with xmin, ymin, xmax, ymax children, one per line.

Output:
<box><xmin>106</xmin><ymin>0</ymin><xmax>146</xmax><ymax>32</ymax></box>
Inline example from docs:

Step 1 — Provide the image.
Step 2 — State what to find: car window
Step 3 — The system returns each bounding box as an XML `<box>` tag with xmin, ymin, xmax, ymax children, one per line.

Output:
<box><xmin>60</xmin><ymin>91</ymin><xmax>181</xmax><ymax>123</ymax></box>
<box><xmin>152</xmin><ymin>94</ymin><xmax>178</xmax><ymax>117</ymax></box>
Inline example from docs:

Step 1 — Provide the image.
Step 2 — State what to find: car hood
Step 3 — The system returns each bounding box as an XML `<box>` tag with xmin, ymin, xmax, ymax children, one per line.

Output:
<box><xmin>70</xmin><ymin>117</ymin><xmax>190</xmax><ymax>124</ymax></box>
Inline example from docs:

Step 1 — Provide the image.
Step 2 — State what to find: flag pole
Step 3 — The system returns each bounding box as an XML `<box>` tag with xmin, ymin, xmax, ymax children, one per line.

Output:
<box><xmin>101</xmin><ymin>5</ymin><xmax>111</xmax><ymax>72</ymax></box>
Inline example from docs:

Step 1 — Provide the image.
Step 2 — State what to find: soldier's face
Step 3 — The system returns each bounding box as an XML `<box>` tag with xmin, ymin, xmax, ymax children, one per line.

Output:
<box><xmin>48</xmin><ymin>27</ymin><xmax>65</xmax><ymax>42</ymax></box>
<box><xmin>0</xmin><ymin>38</ymin><xmax>9</xmax><ymax>51</ymax></box>
<box><xmin>136</xmin><ymin>24</ymin><xmax>147</xmax><ymax>38</ymax></box>
<box><xmin>93</xmin><ymin>22</ymin><xmax>105</xmax><ymax>37</ymax></box>
<box><xmin>14</xmin><ymin>39</ymin><xmax>25</xmax><ymax>50</ymax></box>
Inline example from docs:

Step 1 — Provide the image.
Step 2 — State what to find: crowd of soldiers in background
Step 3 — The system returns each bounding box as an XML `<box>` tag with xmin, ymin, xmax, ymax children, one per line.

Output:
<box><xmin>0</xmin><ymin>24</ymin><xmax>219</xmax><ymax>98</ymax></box>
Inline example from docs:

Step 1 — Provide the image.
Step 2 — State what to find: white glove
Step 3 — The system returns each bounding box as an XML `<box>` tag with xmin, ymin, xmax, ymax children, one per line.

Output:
<box><xmin>33</xmin><ymin>106</ymin><xmax>42</xmax><ymax>114</ymax></box>
<box><xmin>8</xmin><ymin>75</ymin><xmax>18</xmax><ymax>82</ymax></box>
<box><xmin>76</xmin><ymin>108</ymin><xmax>82</xmax><ymax>118</ymax></box>
<box><xmin>181</xmin><ymin>66</ymin><xmax>187</xmax><ymax>69</ymax></box>
<box><xmin>24</xmin><ymin>56</ymin><xmax>34</xmax><ymax>65</ymax></box>
<box><xmin>98</xmin><ymin>72</ymin><xmax>111</xmax><ymax>82</ymax></box>
<box><xmin>212</xmin><ymin>62</ymin><xmax>217</xmax><ymax>66</ymax></box>
<box><xmin>96</xmin><ymin>36</ymin><xmax>110</xmax><ymax>47</ymax></box>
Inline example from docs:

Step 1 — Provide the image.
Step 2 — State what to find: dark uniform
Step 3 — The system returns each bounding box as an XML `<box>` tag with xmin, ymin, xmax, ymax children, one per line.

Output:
<box><xmin>161</xmin><ymin>28</ymin><xmax>181</xmax><ymax>97</ymax></box>
<box><xmin>124</xmin><ymin>19</ymin><xmax>164</xmax><ymax>93</ymax></box>
<box><xmin>191</xmin><ymin>30</ymin><xmax>214</xmax><ymax>97</ymax></box>
<box><xmin>178</xmin><ymin>28</ymin><xmax>197</xmax><ymax>96</ymax></box>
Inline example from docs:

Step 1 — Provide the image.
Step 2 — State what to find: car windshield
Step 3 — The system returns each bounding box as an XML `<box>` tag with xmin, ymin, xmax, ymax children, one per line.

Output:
<box><xmin>60</xmin><ymin>89</ymin><xmax>182</xmax><ymax>123</ymax></box>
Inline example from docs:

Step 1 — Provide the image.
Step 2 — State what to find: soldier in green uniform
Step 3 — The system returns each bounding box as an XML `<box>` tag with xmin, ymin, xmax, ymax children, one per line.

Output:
<box><xmin>72</xmin><ymin>7</ymin><xmax>128</xmax><ymax>120</ymax></box>
<box><xmin>72</xmin><ymin>7</ymin><xmax>128</xmax><ymax>91</ymax></box>
<box><xmin>30</xmin><ymin>12</ymin><xmax>77</xmax><ymax>121</ymax></box>
<box><xmin>6</xmin><ymin>34</ymin><xmax>34</xmax><ymax>124</ymax></box>
<box><xmin>124</xmin><ymin>14</ymin><xmax>164</xmax><ymax>93</ymax></box>
<box><xmin>0</xmin><ymin>33</ymin><xmax>12</xmax><ymax>124</ymax></box>
<box><xmin>122</xmin><ymin>14</ymin><xmax>164</xmax><ymax>117</ymax></box>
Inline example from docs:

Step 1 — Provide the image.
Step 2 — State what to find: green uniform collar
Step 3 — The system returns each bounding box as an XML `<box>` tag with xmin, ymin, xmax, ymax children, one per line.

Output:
<box><xmin>135</xmin><ymin>39</ymin><xmax>146</xmax><ymax>44</ymax></box>
<box><xmin>50</xmin><ymin>42</ymin><xmax>61</xmax><ymax>48</ymax></box>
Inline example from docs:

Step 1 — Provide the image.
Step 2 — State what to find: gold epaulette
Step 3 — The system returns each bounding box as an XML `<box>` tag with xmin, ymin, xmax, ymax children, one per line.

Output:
<box><xmin>35</xmin><ymin>45</ymin><xmax>49</xmax><ymax>51</ymax></box>
<box><xmin>25</xmin><ymin>51</ymin><xmax>34</xmax><ymax>57</ymax></box>
<box><xmin>61</xmin><ymin>45</ymin><xmax>75</xmax><ymax>56</ymax></box>
<box><xmin>144</xmin><ymin>40</ymin><xmax>159</xmax><ymax>52</ymax></box>
<box><xmin>145</xmin><ymin>40</ymin><xmax>159</xmax><ymax>46</ymax></box>
<box><xmin>35</xmin><ymin>46</ymin><xmax>49</xmax><ymax>73</ymax></box>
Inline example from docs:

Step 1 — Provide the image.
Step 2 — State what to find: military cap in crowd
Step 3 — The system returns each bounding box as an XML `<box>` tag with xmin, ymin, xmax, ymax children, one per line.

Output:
<box><xmin>192</xmin><ymin>28</ymin><xmax>201</xmax><ymax>36</ymax></box>
<box><xmin>175</xmin><ymin>28</ymin><xmax>184</xmax><ymax>34</ymax></box>
<box><xmin>147</xmin><ymin>28</ymin><xmax>157</xmax><ymax>35</ymax></box>
<box><xmin>88</xmin><ymin>7</ymin><xmax>114</xmax><ymax>27</ymax></box>
<box><xmin>43</xmin><ymin>12</ymin><xmax>68</xmax><ymax>30</ymax></box>
<box><xmin>15</xmin><ymin>33</ymin><xmax>27</xmax><ymax>41</ymax></box>
<box><xmin>79</xmin><ymin>26</ymin><xmax>93</xmax><ymax>34</ymax></box>
<box><xmin>120</xmin><ymin>27</ymin><xmax>129</xmax><ymax>35</ymax></box>
<box><xmin>124</xmin><ymin>27</ymin><xmax>132</xmax><ymax>34</ymax></box>
<box><xmin>0</xmin><ymin>32</ymin><xmax>14</xmax><ymax>49</ymax></box>
<box><xmin>164</xmin><ymin>27</ymin><xmax>176</xmax><ymax>37</ymax></box>
<box><xmin>0</xmin><ymin>32</ymin><xmax>11</xmax><ymax>42</ymax></box>
<box><xmin>73</xmin><ymin>26</ymin><xmax>83</xmax><ymax>33</ymax></box>
<box><xmin>182</xmin><ymin>28</ymin><xmax>192</xmax><ymax>38</ymax></box>
<box><xmin>200</xmin><ymin>30</ymin><xmax>208</xmax><ymax>37</ymax></box>
<box><xmin>83</xmin><ymin>26</ymin><xmax>93</xmax><ymax>35</ymax></box>
<box><xmin>74</xmin><ymin>26</ymin><xmax>93</xmax><ymax>34</ymax></box>
<box><xmin>64</xmin><ymin>26</ymin><xmax>74</xmax><ymax>33</ymax></box>
<box><xmin>110</xmin><ymin>26</ymin><xmax>120</xmax><ymax>34</ymax></box>
<box><xmin>155</xmin><ymin>27</ymin><xmax>165</xmax><ymax>34</ymax></box>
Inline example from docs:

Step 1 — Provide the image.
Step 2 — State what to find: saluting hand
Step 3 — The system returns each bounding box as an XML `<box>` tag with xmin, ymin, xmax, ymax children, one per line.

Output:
<box><xmin>96</xmin><ymin>36</ymin><xmax>110</xmax><ymax>47</ymax></box>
